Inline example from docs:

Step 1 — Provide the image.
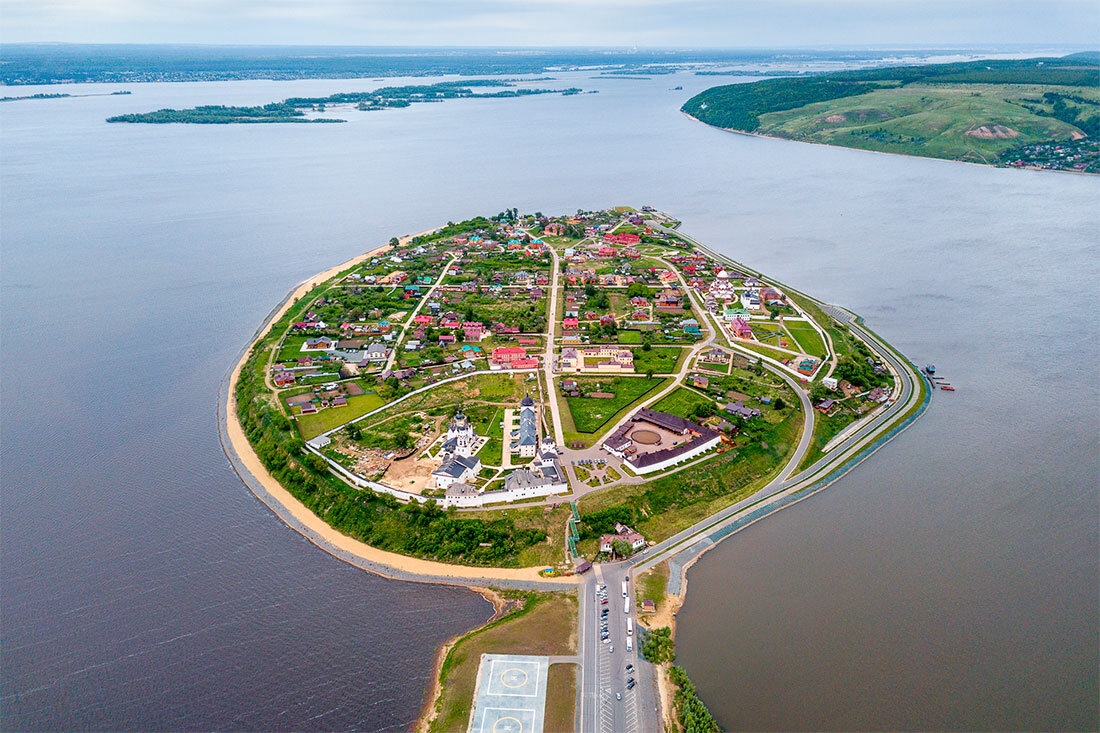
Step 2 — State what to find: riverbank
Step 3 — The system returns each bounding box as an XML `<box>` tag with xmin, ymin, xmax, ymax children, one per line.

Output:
<box><xmin>682</xmin><ymin>112</ymin><xmax>1096</xmax><ymax>176</ymax></box>
<box><xmin>219</xmin><ymin>229</ymin><xmax>578</xmax><ymax>588</ymax></box>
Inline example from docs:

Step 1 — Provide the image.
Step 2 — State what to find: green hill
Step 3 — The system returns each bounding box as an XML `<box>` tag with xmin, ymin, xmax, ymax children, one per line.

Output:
<box><xmin>682</xmin><ymin>56</ymin><xmax>1100</xmax><ymax>172</ymax></box>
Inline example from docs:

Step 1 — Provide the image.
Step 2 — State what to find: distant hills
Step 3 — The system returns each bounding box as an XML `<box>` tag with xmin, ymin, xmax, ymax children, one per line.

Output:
<box><xmin>682</xmin><ymin>55</ymin><xmax>1100</xmax><ymax>172</ymax></box>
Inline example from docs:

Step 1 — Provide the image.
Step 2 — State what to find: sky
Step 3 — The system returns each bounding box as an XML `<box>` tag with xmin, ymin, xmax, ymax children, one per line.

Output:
<box><xmin>1</xmin><ymin>0</ymin><xmax>1098</xmax><ymax>48</ymax></box>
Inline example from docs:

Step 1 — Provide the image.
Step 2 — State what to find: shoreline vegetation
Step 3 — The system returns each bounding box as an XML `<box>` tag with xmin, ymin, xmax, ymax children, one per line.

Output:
<box><xmin>106</xmin><ymin>81</ymin><xmax>581</xmax><ymax>123</ymax></box>
<box><xmin>222</xmin><ymin>229</ymin><xmax>571</xmax><ymax>582</ymax></box>
<box><xmin>682</xmin><ymin>54</ymin><xmax>1100</xmax><ymax>173</ymax></box>
<box><xmin>0</xmin><ymin>90</ymin><xmax>130</xmax><ymax>102</ymax></box>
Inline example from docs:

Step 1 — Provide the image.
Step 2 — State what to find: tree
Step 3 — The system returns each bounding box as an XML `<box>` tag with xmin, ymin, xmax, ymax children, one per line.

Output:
<box><xmin>642</xmin><ymin>341</ymin><xmax>652</xmax><ymax>352</ymax></box>
<box><xmin>611</xmin><ymin>539</ymin><xmax>633</xmax><ymax>558</ymax></box>
<box><xmin>389</xmin><ymin>237</ymin><xmax>399</xmax><ymax>247</ymax></box>
<box><xmin>773</xmin><ymin>395</ymin><xmax>786</xmax><ymax>410</ymax></box>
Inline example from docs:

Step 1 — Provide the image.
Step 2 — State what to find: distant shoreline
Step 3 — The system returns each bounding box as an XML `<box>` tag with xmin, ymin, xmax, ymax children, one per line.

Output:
<box><xmin>681</xmin><ymin>111</ymin><xmax>1095</xmax><ymax>175</ymax></box>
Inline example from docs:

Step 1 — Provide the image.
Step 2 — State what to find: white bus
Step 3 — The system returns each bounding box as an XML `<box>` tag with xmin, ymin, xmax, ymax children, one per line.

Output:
<box><xmin>626</xmin><ymin>636</ymin><xmax>633</xmax><ymax>652</ymax></box>
<box><xmin>624</xmin><ymin>597</ymin><xmax>629</xmax><ymax>614</ymax></box>
<box><xmin>622</xmin><ymin>580</ymin><xmax>628</xmax><ymax>597</ymax></box>
<box><xmin>627</xmin><ymin>618</ymin><xmax>634</xmax><ymax>636</ymax></box>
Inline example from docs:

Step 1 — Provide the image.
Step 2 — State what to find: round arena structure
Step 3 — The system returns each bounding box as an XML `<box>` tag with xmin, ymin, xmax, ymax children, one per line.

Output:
<box><xmin>630</xmin><ymin>429</ymin><xmax>661</xmax><ymax>445</ymax></box>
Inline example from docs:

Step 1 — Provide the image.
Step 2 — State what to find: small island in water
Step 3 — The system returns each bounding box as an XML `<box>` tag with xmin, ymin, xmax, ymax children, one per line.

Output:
<box><xmin>682</xmin><ymin>54</ymin><xmax>1100</xmax><ymax>172</ymax></box>
<box><xmin>107</xmin><ymin>80</ymin><xmax>580</xmax><ymax>123</ymax></box>
<box><xmin>225</xmin><ymin>206</ymin><xmax>932</xmax><ymax>732</ymax></box>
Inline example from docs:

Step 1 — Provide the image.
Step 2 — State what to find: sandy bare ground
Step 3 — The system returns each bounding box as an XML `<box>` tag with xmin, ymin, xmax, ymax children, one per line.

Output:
<box><xmin>224</xmin><ymin>231</ymin><xmax>577</xmax><ymax>585</ymax></box>
<box><xmin>966</xmin><ymin>124</ymin><xmax>1019</xmax><ymax>139</ymax></box>
<box><xmin>383</xmin><ymin>454</ymin><xmax>438</xmax><ymax>494</ymax></box>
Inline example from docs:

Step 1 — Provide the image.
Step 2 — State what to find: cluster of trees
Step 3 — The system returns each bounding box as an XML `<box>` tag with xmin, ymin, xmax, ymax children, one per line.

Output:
<box><xmin>832</xmin><ymin>356</ymin><xmax>883</xmax><ymax>391</ymax></box>
<box><xmin>682</xmin><ymin>78</ymin><xmax>875</xmax><ymax>131</ymax></box>
<box><xmin>641</xmin><ymin>626</ymin><xmax>676</xmax><ymax>664</ymax></box>
<box><xmin>107</xmin><ymin>103</ymin><xmax>341</xmax><ymax>124</ymax></box>
<box><xmin>109</xmin><ymin>82</ymin><xmax>579</xmax><ymax>124</ymax></box>
<box><xmin>344</xmin><ymin>420</ymin><xmax>413</xmax><ymax>451</ymax></box>
<box><xmin>577</xmin><ymin>505</ymin><xmax>633</xmax><ymax>539</ymax></box>
<box><xmin>1031</xmin><ymin>92</ymin><xmax>1100</xmax><ymax>138</ymax></box>
<box><xmin>668</xmin><ymin>666</ymin><xmax>720</xmax><ymax>733</ymax></box>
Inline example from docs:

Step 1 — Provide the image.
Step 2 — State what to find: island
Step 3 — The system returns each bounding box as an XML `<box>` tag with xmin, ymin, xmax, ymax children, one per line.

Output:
<box><xmin>682</xmin><ymin>54</ymin><xmax>1100</xmax><ymax>173</ymax></box>
<box><xmin>222</xmin><ymin>207</ymin><xmax>931</xmax><ymax>732</ymax></box>
<box><xmin>106</xmin><ymin>80</ymin><xmax>580</xmax><ymax>123</ymax></box>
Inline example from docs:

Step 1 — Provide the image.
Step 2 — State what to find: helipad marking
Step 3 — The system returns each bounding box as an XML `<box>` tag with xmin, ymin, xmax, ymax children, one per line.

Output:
<box><xmin>499</xmin><ymin>667</ymin><xmax>529</xmax><ymax>689</ymax></box>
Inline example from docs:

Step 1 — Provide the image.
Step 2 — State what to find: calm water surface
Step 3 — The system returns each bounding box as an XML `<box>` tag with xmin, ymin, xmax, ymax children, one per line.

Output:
<box><xmin>2</xmin><ymin>70</ymin><xmax>1097</xmax><ymax>730</ymax></box>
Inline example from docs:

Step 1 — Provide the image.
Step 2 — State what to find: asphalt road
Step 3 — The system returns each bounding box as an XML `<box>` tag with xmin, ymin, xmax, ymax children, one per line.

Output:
<box><xmin>629</xmin><ymin>304</ymin><xmax>920</xmax><ymax>576</ymax></box>
<box><xmin>577</xmin><ymin>565</ymin><xmax>658</xmax><ymax>733</ymax></box>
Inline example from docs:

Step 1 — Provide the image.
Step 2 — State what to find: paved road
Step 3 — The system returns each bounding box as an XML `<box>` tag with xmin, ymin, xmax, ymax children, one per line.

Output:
<box><xmin>577</xmin><ymin>565</ymin><xmax>658</xmax><ymax>733</ymax></box>
<box><xmin>382</xmin><ymin>254</ymin><xmax>457</xmax><ymax>373</ymax></box>
<box><xmin>630</xmin><ymin>306</ymin><xmax>920</xmax><ymax>576</ymax></box>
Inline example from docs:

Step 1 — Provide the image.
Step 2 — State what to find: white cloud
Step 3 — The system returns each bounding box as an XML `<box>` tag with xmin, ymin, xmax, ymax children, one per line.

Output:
<box><xmin>1</xmin><ymin>0</ymin><xmax>1097</xmax><ymax>45</ymax></box>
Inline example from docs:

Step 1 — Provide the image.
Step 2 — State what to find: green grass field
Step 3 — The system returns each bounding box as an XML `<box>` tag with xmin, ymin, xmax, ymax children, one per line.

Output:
<box><xmin>784</xmin><ymin>320</ymin><xmax>828</xmax><ymax>358</ymax></box>
<box><xmin>617</xmin><ymin>330</ymin><xmax>643</xmax><ymax>344</ymax></box>
<box><xmin>296</xmin><ymin>392</ymin><xmax>387</xmax><ymax>439</ymax></box>
<box><xmin>683</xmin><ymin>57</ymin><xmax>1100</xmax><ymax>168</ymax></box>
<box><xmin>733</xmin><ymin>340</ymin><xmax>795</xmax><ymax>363</ymax></box>
<box><xmin>564</xmin><ymin>377</ymin><xmax>667</xmax><ymax>433</ymax></box>
<box><xmin>757</xmin><ymin>82</ymin><xmax>1092</xmax><ymax>164</ymax></box>
<box><xmin>632</xmin><ymin>346</ymin><xmax>684</xmax><ymax>374</ymax></box>
<box><xmin>545</xmin><ymin>664</ymin><xmax>577</xmax><ymax>733</ymax></box>
<box><xmin>652</xmin><ymin>387</ymin><xmax>714</xmax><ymax>418</ymax></box>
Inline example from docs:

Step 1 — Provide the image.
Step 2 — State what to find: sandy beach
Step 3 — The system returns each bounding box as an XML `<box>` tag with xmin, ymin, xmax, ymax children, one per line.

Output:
<box><xmin>222</xmin><ymin>230</ymin><xmax>577</xmax><ymax>586</ymax></box>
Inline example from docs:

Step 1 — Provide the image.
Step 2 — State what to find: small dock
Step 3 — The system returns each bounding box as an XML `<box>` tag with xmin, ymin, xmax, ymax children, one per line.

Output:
<box><xmin>923</xmin><ymin>364</ymin><xmax>956</xmax><ymax>392</ymax></box>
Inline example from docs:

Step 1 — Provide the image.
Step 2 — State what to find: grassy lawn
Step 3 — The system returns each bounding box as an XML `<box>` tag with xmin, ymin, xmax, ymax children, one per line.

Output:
<box><xmin>631</xmin><ymin>347</ymin><xmax>684</xmax><ymax>374</ymax></box>
<box><xmin>796</xmin><ymin>405</ymin><xmax>863</xmax><ymax>472</ymax></box>
<box><xmin>430</xmin><ymin>591</ymin><xmax>578</xmax><ymax>733</ymax></box>
<box><xmin>784</xmin><ymin>321</ymin><xmax>828</xmax><ymax>359</ymax></box>
<box><xmin>652</xmin><ymin>387</ymin><xmax>714</xmax><ymax>419</ymax></box>
<box><xmin>545</xmin><ymin>664</ymin><xmax>577</xmax><ymax>733</ymax></box>
<box><xmin>617</xmin><ymin>330</ymin><xmax>643</xmax><ymax>344</ymax></box>
<box><xmin>477</xmin><ymin>437</ymin><xmax>504</xmax><ymax>466</ymax></box>
<box><xmin>275</xmin><ymin>334</ymin><xmax>316</xmax><ymax>363</ymax></box>
<box><xmin>296</xmin><ymin>391</ymin><xmax>387</xmax><ymax>439</ymax></box>
<box><xmin>636</xmin><ymin>562</ymin><xmax>668</xmax><ymax>612</ymax></box>
<box><xmin>564</xmin><ymin>377</ymin><xmax>668</xmax><ymax>434</ymax></box>
<box><xmin>733</xmin><ymin>340</ymin><xmax>796</xmax><ymax>364</ymax></box>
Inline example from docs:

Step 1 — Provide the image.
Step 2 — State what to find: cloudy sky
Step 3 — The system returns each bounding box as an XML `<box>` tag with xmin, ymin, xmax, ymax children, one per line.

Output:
<box><xmin>2</xmin><ymin>0</ymin><xmax>1098</xmax><ymax>47</ymax></box>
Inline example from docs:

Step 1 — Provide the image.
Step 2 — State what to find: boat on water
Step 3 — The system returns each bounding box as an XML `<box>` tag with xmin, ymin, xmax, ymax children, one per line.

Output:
<box><xmin>940</xmin><ymin>384</ymin><xmax>955</xmax><ymax>391</ymax></box>
<box><xmin>924</xmin><ymin>364</ymin><xmax>936</xmax><ymax>375</ymax></box>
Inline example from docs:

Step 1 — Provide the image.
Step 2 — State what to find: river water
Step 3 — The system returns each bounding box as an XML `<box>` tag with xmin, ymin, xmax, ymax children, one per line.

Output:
<box><xmin>2</xmin><ymin>68</ymin><xmax>1097</xmax><ymax>730</ymax></box>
